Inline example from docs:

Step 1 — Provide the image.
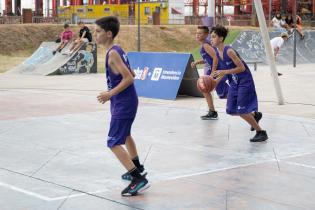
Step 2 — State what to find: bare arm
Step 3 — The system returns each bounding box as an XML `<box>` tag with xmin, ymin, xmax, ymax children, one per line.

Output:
<box><xmin>97</xmin><ymin>51</ymin><xmax>134</xmax><ymax>104</ymax></box>
<box><xmin>274</xmin><ymin>47</ymin><xmax>280</xmax><ymax>57</ymax></box>
<box><xmin>80</xmin><ymin>31</ymin><xmax>87</xmax><ymax>39</ymax></box>
<box><xmin>203</xmin><ymin>43</ymin><xmax>218</xmax><ymax>73</ymax></box>
<box><xmin>270</xmin><ymin>19</ymin><xmax>273</xmax><ymax>27</ymax></box>
<box><xmin>191</xmin><ymin>59</ymin><xmax>205</xmax><ymax>68</ymax></box>
<box><xmin>130</xmin><ymin>69</ymin><xmax>136</xmax><ymax>77</ymax></box>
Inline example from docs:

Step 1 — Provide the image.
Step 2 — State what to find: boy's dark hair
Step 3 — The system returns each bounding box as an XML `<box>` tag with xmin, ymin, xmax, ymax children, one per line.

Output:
<box><xmin>95</xmin><ymin>16</ymin><xmax>120</xmax><ymax>39</ymax></box>
<box><xmin>197</xmin><ymin>25</ymin><xmax>209</xmax><ymax>34</ymax></box>
<box><xmin>210</xmin><ymin>25</ymin><xmax>229</xmax><ymax>42</ymax></box>
<box><xmin>78</xmin><ymin>21</ymin><xmax>84</xmax><ymax>25</ymax></box>
<box><xmin>63</xmin><ymin>23</ymin><xmax>69</xmax><ymax>29</ymax></box>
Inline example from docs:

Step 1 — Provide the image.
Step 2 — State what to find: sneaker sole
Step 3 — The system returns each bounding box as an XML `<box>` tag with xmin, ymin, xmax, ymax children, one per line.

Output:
<box><xmin>201</xmin><ymin>117</ymin><xmax>218</xmax><ymax>120</ymax></box>
<box><xmin>121</xmin><ymin>183</ymin><xmax>150</xmax><ymax>197</ymax></box>
<box><xmin>250</xmin><ymin>137</ymin><xmax>268</xmax><ymax>142</ymax></box>
<box><xmin>137</xmin><ymin>183</ymin><xmax>150</xmax><ymax>194</ymax></box>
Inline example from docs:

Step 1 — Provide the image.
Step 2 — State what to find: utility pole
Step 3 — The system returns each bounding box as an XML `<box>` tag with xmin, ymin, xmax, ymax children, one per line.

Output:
<box><xmin>253</xmin><ymin>0</ymin><xmax>285</xmax><ymax>105</ymax></box>
<box><xmin>46</xmin><ymin>0</ymin><xmax>49</xmax><ymax>17</ymax></box>
<box><xmin>137</xmin><ymin>0</ymin><xmax>140</xmax><ymax>51</ymax></box>
<box><xmin>206</xmin><ymin>0</ymin><xmax>215</xmax><ymax>26</ymax></box>
<box><xmin>293</xmin><ymin>0</ymin><xmax>297</xmax><ymax>67</ymax></box>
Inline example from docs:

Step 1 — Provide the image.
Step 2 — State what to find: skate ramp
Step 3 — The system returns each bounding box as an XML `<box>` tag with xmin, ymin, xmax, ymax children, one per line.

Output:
<box><xmin>8</xmin><ymin>42</ymin><xmax>97</xmax><ymax>75</ymax></box>
<box><xmin>231</xmin><ymin>30</ymin><xmax>315</xmax><ymax>65</ymax></box>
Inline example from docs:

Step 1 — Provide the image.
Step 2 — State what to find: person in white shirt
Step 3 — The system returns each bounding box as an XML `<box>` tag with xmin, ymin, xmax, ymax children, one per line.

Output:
<box><xmin>271</xmin><ymin>13</ymin><xmax>286</xmax><ymax>32</ymax></box>
<box><xmin>270</xmin><ymin>32</ymin><xmax>289</xmax><ymax>76</ymax></box>
<box><xmin>270</xmin><ymin>32</ymin><xmax>289</xmax><ymax>57</ymax></box>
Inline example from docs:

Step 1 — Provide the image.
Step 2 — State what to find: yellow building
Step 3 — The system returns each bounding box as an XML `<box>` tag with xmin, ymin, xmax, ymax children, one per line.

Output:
<box><xmin>58</xmin><ymin>2</ymin><xmax>168</xmax><ymax>25</ymax></box>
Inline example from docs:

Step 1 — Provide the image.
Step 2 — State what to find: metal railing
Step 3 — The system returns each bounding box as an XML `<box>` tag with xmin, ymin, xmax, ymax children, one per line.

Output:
<box><xmin>0</xmin><ymin>16</ymin><xmax>23</xmax><ymax>24</ymax></box>
<box><xmin>32</xmin><ymin>16</ymin><xmax>70</xmax><ymax>24</ymax></box>
<box><xmin>0</xmin><ymin>14</ymin><xmax>314</xmax><ymax>27</ymax></box>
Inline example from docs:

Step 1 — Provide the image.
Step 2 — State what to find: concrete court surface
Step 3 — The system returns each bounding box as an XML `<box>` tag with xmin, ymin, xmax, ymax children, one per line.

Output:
<box><xmin>0</xmin><ymin>64</ymin><xmax>315</xmax><ymax>210</ymax></box>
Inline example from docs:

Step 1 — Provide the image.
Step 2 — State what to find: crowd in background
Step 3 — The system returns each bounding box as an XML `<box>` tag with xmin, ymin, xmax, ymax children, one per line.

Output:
<box><xmin>271</xmin><ymin>13</ymin><xmax>305</xmax><ymax>39</ymax></box>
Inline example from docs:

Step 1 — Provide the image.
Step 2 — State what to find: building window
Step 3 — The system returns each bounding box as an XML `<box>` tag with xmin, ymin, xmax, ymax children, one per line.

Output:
<box><xmin>144</xmin><ymin>7</ymin><xmax>150</xmax><ymax>15</ymax></box>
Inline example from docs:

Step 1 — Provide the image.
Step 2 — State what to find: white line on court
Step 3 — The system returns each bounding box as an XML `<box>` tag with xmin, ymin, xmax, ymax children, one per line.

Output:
<box><xmin>282</xmin><ymin>161</ymin><xmax>315</xmax><ymax>169</ymax></box>
<box><xmin>166</xmin><ymin>152</ymin><xmax>315</xmax><ymax>180</ymax></box>
<box><xmin>0</xmin><ymin>182</ymin><xmax>51</xmax><ymax>201</ymax></box>
<box><xmin>49</xmin><ymin>190</ymin><xmax>108</xmax><ymax>201</ymax></box>
<box><xmin>0</xmin><ymin>152</ymin><xmax>313</xmax><ymax>201</ymax></box>
<box><xmin>0</xmin><ymin>182</ymin><xmax>108</xmax><ymax>201</ymax></box>
<box><xmin>166</xmin><ymin>160</ymin><xmax>277</xmax><ymax>180</ymax></box>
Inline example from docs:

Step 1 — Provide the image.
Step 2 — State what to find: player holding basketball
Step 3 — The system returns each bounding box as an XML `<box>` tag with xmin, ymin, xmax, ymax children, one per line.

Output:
<box><xmin>95</xmin><ymin>16</ymin><xmax>149</xmax><ymax>196</ymax></box>
<box><xmin>197</xmin><ymin>75</ymin><xmax>217</xmax><ymax>93</ymax></box>
<box><xmin>210</xmin><ymin>25</ymin><xmax>268</xmax><ymax>142</ymax></box>
<box><xmin>191</xmin><ymin>26</ymin><xmax>229</xmax><ymax>120</ymax></box>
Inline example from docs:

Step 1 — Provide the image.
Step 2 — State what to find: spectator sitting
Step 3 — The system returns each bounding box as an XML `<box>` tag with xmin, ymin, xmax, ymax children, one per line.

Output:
<box><xmin>285</xmin><ymin>15</ymin><xmax>294</xmax><ymax>33</ymax></box>
<box><xmin>280</xmin><ymin>15</ymin><xmax>290</xmax><ymax>33</ymax></box>
<box><xmin>64</xmin><ymin>21</ymin><xmax>92</xmax><ymax>55</ymax></box>
<box><xmin>271</xmin><ymin>13</ymin><xmax>286</xmax><ymax>32</ymax></box>
<box><xmin>53</xmin><ymin>23</ymin><xmax>74</xmax><ymax>55</ymax></box>
<box><xmin>296</xmin><ymin>15</ymin><xmax>305</xmax><ymax>39</ymax></box>
<box><xmin>285</xmin><ymin>15</ymin><xmax>305</xmax><ymax>39</ymax></box>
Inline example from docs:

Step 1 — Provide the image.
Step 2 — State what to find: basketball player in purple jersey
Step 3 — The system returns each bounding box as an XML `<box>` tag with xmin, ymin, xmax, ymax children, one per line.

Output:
<box><xmin>95</xmin><ymin>16</ymin><xmax>149</xmax><ymax>196</ymax></box>
<box><xmin>210</xmin><ymin>25</ymin><xmax>268</xmax><ymax>142</ymax></box>
<box><xmin>191</xmin><ymin>26</ymin><xmax>229</xmax><ymax>120</ymax></box>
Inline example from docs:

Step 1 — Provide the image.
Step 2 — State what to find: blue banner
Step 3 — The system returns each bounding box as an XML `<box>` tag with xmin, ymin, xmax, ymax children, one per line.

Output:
<box><xmin>128</xmin><ymin>52</ymin><xmax>192</xmax><ymax>100</ymax></box>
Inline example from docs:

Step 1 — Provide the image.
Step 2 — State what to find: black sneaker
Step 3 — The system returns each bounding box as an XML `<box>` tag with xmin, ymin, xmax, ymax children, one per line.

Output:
<box><xmin>52</xmin><ymin>50</ymin><xmax>56</xmax><ymax>55</ymax></box>
<box><xmin>250</xmin><ymin>112</ymin><xmax>262</xmax><ymax>131</ymax></box>
<box><xmin>121</xmin><ymin>176</ymin><xmax>150</xmax><ymax>196</ymax></box>
<box><xmin>201</xmin><ymin>110</ymin><xmax>218</xmax><ymax>120</ymax></box>
<box><xmin>250</xmin><ymin>130</ymin><xmax>268</xmax><ymax>142</ymax></box>
<box><xmin>58</xmin><ymin>48</ymin><xmax>62</xmax><ymax>52</ymax></box>
<box><xmin>277</xmin><ymin>72</ymin><xmax>283</xmax><ymax>76</ymax></box>
<box><xmin>121</xmin><ymin>165</ymin><xmax>147</xmax><ymax>181</ymax></box>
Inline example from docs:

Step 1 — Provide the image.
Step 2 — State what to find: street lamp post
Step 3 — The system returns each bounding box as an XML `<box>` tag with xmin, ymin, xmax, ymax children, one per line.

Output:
<box><xmin>137</xmin><ymin>0</ymin><xmax>140</xmax><ymax>51</ymax></box>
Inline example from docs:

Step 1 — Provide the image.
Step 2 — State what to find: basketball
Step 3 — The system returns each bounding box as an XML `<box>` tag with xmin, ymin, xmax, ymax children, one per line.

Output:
<box><xmin>197</xmin><ymin>75</ymin><xmax>217</xmax><ymax>93</ymax></box>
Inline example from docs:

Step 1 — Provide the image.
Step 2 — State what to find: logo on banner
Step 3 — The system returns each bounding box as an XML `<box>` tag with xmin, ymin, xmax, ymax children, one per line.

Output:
<box><xmin>141</xmin><ymin>67</ymin><xmax>149</xmax><ymax>80</ymax></box>
<box><xmin>134</xmin><ymin>66</ymin><xmax>150</xmax><ymax>80</ymax></box>
<box><xmin>151</xmin><ymin>68</ymin><xmax>163</xmax><ymax>81</ymax></box>
<box><xmin>133</xmin><ymin>67</ymin><xmax>182</xmax><ymax>82</ymax></box>
<box><xmin>127</xmin><ymin>52</ymin><xmax>196</xmax><ymax>100</ymax></box>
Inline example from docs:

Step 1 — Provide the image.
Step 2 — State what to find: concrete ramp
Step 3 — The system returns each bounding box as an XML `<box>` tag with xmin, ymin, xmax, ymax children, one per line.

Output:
<box><xmin>8</xmin><ymin>42</ymin><xmax>97</xmax><ymax>75</ymax></box>
<box><xmin>231</xmin><ymin>30</ymin><xmax>315</xmax><ymax>65</ymax></box>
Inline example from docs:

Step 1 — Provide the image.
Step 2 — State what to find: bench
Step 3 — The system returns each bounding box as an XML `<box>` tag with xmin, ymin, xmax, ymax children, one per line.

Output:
<box><xmin>245</xmin><ymin>60</ymin><xmax>263</xmax><ymax>71</ymax></box>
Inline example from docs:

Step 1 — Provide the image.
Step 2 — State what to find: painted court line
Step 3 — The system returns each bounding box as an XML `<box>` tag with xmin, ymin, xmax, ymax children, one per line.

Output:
<box><xmin>282</xmin><ymin>161</ymin><xmax>315</xmax><ymax>169</ymax></box>
<box><xmin>0</xmin><ymin>152</ymin><xmax>313</xmax><ymax>201</ymax></box>
<box><xmin>166</xmin><ymin>160</ymin><xmax>277</xmax><ymax>180</ymax></box>
<box><xmin>0</xmin><ymin>182</ymin><xmax>51</xmax><ymax>201</ymax></box>
<box><xmin>50</xmin><ymin>190</ymin><xmax>108</xmax><ymax>201</ymax></box>
<box><xmin>0</xmin><ymin>182</ymin><xmax>107</xmax><ymax>201</ymax></box>
<box><xmin>166</xmin><ymin>152</ymin><xmax>315</xmax><ymax>180</ymax></box>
